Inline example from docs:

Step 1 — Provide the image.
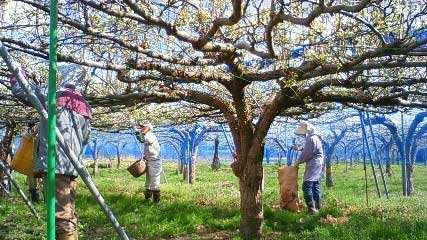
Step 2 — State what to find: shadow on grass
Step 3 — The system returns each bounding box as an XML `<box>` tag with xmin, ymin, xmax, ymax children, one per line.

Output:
<box><xmin>0</xmin><ymin>196</ymin><xmax>45</xmax><ymax>240</ymax></box>
<box><xmin>76</xmin><ymin>189</ymin><xmax>427</xmax><ymax>240</ymax></box>
<box><xmin>77</xmin><ymin>192</ymin><xmax>240</xmax><ymax>239</ymax></box>
<box><xmin>3</xmin><ymin>190</ymin><xmax>427</xmax><ymax>239</ymax></box>
<box><xmin>263</xmin><ymin>205</ymin><xmax>427</xmax><ymax>240</ymax></box>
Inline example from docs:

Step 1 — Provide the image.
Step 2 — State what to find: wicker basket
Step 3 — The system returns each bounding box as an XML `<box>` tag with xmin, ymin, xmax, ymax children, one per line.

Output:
<box><xmin>127</xmin><ymin>159</ymin><xmax>146</xmax><ymax>177</ymax></box>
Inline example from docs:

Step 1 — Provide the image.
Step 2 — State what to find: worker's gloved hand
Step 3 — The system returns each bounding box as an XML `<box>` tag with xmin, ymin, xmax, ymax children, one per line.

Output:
<box><xmin>292</xmin><ymin>146</ymin><xmax>301</xmax><ymax>151</ymax></box>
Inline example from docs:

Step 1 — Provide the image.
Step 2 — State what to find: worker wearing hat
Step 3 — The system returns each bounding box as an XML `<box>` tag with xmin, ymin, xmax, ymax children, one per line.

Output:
<box><xmin>134</xmin><ymin>120</ymin><xmax>162</xmax><ymax>202</ymax></box>
<box><xmin>294</xmin><ymin>121</ymin><xmax>324</xmax><ymax>214</ymax></box>
<box><xmin>11</xmin><ymin>63</ymin><xmax>92</xmax><ymax>239</ymax></box>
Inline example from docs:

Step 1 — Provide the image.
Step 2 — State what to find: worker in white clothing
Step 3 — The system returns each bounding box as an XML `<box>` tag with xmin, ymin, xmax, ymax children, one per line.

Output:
<box><xmin>134</xmin><ymin>121</ymin><xmax>162</xmax><ymax>202</ymax></box>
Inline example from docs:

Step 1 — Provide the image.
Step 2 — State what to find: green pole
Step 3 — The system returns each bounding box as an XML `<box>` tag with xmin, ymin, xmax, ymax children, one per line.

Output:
<box><xmin>48</xmin><ymin>0</ymin><xmax>58</xmax><ymax>239</ymax></box>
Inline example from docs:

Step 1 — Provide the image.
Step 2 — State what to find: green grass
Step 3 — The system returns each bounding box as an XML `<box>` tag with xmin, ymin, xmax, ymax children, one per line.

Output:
<box><xmin>1</xmin><ymin>162</ymin><xmax>427</xmax><ymax>239</ymax></box>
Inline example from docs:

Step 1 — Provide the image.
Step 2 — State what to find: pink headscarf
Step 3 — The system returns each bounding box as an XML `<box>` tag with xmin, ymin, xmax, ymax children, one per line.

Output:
<box><xmin>10</xmin><ymin>68</ymin><xmax>92</xmax><ymax>118</ymax></box>
<box><xmin>57</xmin><ymin>88</ymin><xmax>92</xmax><ymax>118</ymax></box>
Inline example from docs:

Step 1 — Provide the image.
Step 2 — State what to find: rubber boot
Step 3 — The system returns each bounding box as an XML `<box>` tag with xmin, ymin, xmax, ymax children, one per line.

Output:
<box><xmin>56</xmin><ymin>230</ymin><xmax>78</xmax><ymax>240</ymax></box>
<box><xmin>315</xmin><ymin>199</ymin><xmax>322</xmax><ymax>211</ymax></box>
<box><xmin>29</xmin><ymin>188</ymin><xmax>40</xmax><ymax>203</ymax></box>
<box><xmin>144</xmin><ymin>189</ymin><xmax>152</xmax><ymax>200</ymax></box>
<box><xmin>307</xmin><ymin>202</ymin><xmax>318</xmax><ymax>215</ymax></box>
<box><xmin>152</xmin><ymin>190</ymin><xmax>160</xmax><ymax>203</ymax></box>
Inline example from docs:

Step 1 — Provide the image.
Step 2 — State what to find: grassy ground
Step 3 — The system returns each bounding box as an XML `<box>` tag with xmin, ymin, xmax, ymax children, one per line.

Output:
<box><xmin>1</xmin><ymin>161</ymin><xmax>427</xmax><ymax>240</ymax></box>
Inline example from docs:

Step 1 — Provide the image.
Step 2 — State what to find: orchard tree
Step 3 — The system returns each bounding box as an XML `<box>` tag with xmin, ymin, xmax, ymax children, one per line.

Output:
<box><xmin>2</xmin><ymin>1</ymin><xmax>427</xmax><ymax>238</ymax></box>
<box><xmin>370</xmin><ymin>111</ymin><xmax>427</xmax><ymax>195</ymax></box>
<box><xmin>376</xmin><ymin>134</ymin><xmax>393</xmax><ymax>175</ymax></box>
<box><xmin>323</xmin><ymin>127</ymin><xmax>347</xmax><ymax>187</ymax></box>
<box><xmin>169</xmin><ymin>124</ymin><xmax>210</xmax><ymax>183</ymax></box>
<box><xmin>105</xmin><ymin>140</ymin><xmax>130</xmax><ymax>168</ymax></box>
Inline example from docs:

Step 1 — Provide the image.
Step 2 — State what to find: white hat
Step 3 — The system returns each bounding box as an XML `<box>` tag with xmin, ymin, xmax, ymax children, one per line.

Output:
<box><xmin>138</xmin><ymin>120</ymin><xmax>153</xmax><ymax>131</ymax></box>
<box><xmin>294</xmin><ymin>121</ymin><xmax>308</xmax><ymax>135</ymax></box>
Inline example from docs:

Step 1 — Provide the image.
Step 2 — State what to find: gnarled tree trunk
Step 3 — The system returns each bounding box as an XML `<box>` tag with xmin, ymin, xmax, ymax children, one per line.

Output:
<box><xmin>325</xmin><ymin>161</ymin><xmax>334</xmax><ymax>187</ymax></box>
<box><xmin>386</xmin><ymin>162</ymin><xmax>391</xmax><ymax>176</ymax></box>
<box><xmin>116</xmin><ymin>148</ymin><xmax>121</xmax><ymax>168</ymax></box>
<box><xmin>183</xmin><ymin>146</ymin><xmax>197</xmax><ymax>184</ymax></box>
<box><xmin>189</xmin><ymin>146</ymin><xmax>198</xmax><ymax>184</ymax></box>
<box><xmin>406</xmin><ymin>165</ymin><xmax>414</xmax><ymax>195</ymax></box>
<box><xmin>93</xmin><ymin>158</ymin><xmax>99</xmax><ymax>175</ymax></box>
<box><xmin>239</xmin><ymin>147</ymin><xmax>264</xmax><ymax>239</ymax></box>
<box><xmin>0</xmin><ymin>122</ymin><xmax>15</xmax><ymax>195</ymax></box>
<box><xmin>211</xmin><ymin>136</ymin><xmax>220</xmax><ymax>170</ymax></box>
<box><xmin>179</xmin><ymin>144</ymin><xmax>185</xmax><ymax>174</ymax></box>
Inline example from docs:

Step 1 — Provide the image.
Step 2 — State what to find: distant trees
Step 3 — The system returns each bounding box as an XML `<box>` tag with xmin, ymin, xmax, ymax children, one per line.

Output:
<box><xmin>211</xmin><ymin>136</ymin><xmax>221</xmax><ymax>170</ymax></box>
<box><xmin>0</xmin><ymin>120</ymin><xmax>16</xmax><ymax>195</ymax></box>
<box><xmin>87</xmin><ymin>138</ymin><xmax>101</xmax><ymax>175</ymax></box>
<box><xmin>105</xmin><ymin>141</ymin><xmax>130</xmax><ymax>168</ymax></box>
<box><xmin>370</xmin><ymin>112</ymin><xmax>427</xmax><ymax>195</ymax></box>
<box><xmin>324</xmin><ymin>128</ymin><xmax>348</xmax><ymax>187</ymax></box>
<box><xmin>169</xmin><ymin>125</ymin><xmax>209</xmax><ymax>183</ymax></box>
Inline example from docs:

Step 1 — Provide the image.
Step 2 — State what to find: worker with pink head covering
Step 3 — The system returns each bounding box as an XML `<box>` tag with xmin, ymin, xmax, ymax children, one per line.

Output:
<box><xmin>11</xmin><ymin>63</ymin><xmax>91</xmax><ymax>239</ymax></box>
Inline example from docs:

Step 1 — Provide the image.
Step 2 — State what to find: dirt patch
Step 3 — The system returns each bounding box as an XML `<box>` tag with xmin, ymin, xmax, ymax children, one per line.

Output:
<box><xmin>320</xmin><ymin>214</ymin><xmax>349</xmax><ymax>225</ymax></box>
<box><xmin>84</xmin><ymin>227</ymin><xmax>115</xmax><ymax>239</ymax></box>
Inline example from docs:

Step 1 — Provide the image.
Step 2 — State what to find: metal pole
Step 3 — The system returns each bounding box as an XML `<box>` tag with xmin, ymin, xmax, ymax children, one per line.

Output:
<box><xmin>186</xmin><ymin>134</ymin><xmax>190</xmax><ymax>184</ymax></box>
<box><xmin>0</xmin><ymin>161</ymin><xmax>40</xmax><ymax>219</ymax></box>
<box><xmin>345</xmin><ymin>153</ymin><xmax>348</xmax><ymax>173</ymax></box>
<box><xmin>358</xmin><ymin>111</ymin><xmax>381</xmax><ymax>198</ymax></box>
<box><xmin>366</xmin><ymin>112</ymin><xmax>390</xmax><ymax>199</ymax></box>
<box><xmin>362</xmin><ymin>130</ymin><xmax>369</xmax><ymax>207</ymax></box>
<box><xmin>220</xmin><ymin>124</ymin><xmax>235</xmax><ymax>160</ymax></box>
<box><xmin>48</xmin><ymin>0</ymin><xmax>58</xmax><ymax>238</ymax></box>
<box><xmin>284</xmin><ymin>123</ymin><xmax>287</xmax><ymax>154</ymax></box>
<box><xmin>401</xmin><ymin>112</ymin><xmax>408</xmax><ymax>196</ymax></box>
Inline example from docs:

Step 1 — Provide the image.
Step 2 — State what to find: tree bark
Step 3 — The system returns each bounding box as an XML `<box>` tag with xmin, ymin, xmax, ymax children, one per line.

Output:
<box><xmin>0</xmin><ymin>123</ymin><xmax>15</xmax><ymax>164</ymax></box>
<box><xmin>211</xmin><ymin>137</ymin><xmax>220</xmax><ymax>170</ymax></box>
<box><xmin>384</xmin><ymin>146</ymin><xmax>392</xmax><ymax>176</ymax></box>
<box><xmin>179</xmin><ymin>144</ymin><xmax>185</xmax><ymax>174</ymax></box>
<box><xmin>385</xmin><ymin>162</ymin><xmax>391</xmax><ymax>176</ymax></box>
<box><xmin>239</xmin><ymin>155</ymin><xmax>264</xmax><ymax>240</ymax></box>
<box><xmin>0</xmin><ymin>122</ymin><xmax>15</xmax><ymax>195</ymax></box>
<box><xmin>406</xmin><ymin>164</ymin><xmax>414</xmax><ymax>195</ymax></box>
<box><xmin>93</xmin><ymin>158</ymin><xmax>99</xmax><ymax>175</ymax></box>
<box><xmin>116</xmin><ymin>149</ymin><xmax>121</xmax><ymax>168</ymax></box>
<box><xmin>326</xmin><ymin>161</ymin><xmax>334</xmax><ymax>187</ymax></box>
<box><xmin>183</xmin><ymin>164</ymin><xmax>188</xmax><ymax>181</ymax></box>
<box><xmin>183</xmin><ymin>147</ymin><xmax>197</xmax><ymax>184</ymax></box>
<box><xmin>179</xmin><ymin>158</ymin><xmax>184</xmax><ymax>174</ymax></box>
<box><xmin>189</xmin><ymin>146</ymin><xmax>198</xmax><ymax>184</ymax></box>
<box><xmin>90</xmin><ymin>140</ymin><xmax>99</xmax><ymax>175</ymax></box>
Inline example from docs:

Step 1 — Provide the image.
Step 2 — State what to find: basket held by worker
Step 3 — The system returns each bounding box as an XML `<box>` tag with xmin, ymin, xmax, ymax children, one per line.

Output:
<box><xmin>127</xmin><ymin>159</ymin><xmax>146</xmax><ymax>177</ymax></box>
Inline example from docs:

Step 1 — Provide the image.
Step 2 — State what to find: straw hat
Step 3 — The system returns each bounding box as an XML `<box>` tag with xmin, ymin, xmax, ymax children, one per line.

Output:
<box><xmin>294</xmin><ymin>121</ymin><xmax>308</xmax><ymax>135</ymax></box>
